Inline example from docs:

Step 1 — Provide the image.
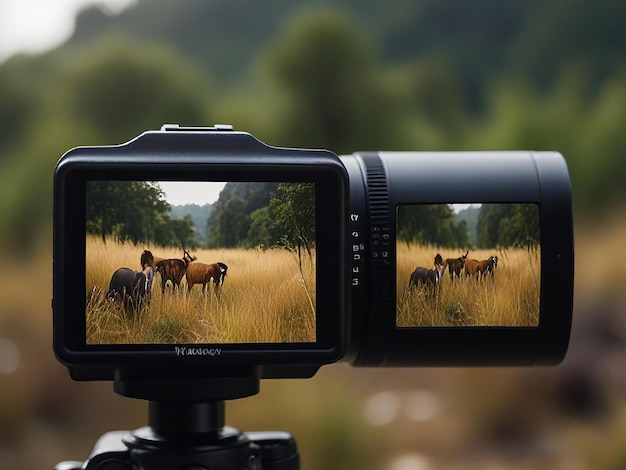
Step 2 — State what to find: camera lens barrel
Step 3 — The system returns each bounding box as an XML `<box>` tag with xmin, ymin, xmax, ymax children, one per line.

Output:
<box><xmin>342</xmin><ymin>150</ymin><xmax>573</xmax><ymax>367</ymax></box>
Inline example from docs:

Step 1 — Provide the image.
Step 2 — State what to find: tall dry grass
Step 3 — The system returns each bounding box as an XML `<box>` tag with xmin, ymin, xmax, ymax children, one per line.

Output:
<box><xmin>86</xmin><ymin>236</ymin><xmax>316</xmax><ymax>344</ymax></box>
<box><xmin>396</xmin><ymin>243</ymin><xmax>540</xmax><ymax>327</ymax></box>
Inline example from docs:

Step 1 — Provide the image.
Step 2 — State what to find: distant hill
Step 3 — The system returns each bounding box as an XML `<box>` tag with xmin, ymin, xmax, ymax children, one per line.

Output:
<box><xmin>69</xmin><ymin>0</ymin><xmax>303</xmax><ymax>85</ymax></box>
<box><xmin>67</xmin><ymin>0</ymin><xmax>626</xmax><ymax>103</ymax></box>
<box><xmin>170</xmin><ymin>203</ymin><xmax>215</xmax><ymax>245</ymax></box>
<box><xmin>456</xmin><ymin>205</ymin><xmax>480</xmax><ymax>246</ymax></box>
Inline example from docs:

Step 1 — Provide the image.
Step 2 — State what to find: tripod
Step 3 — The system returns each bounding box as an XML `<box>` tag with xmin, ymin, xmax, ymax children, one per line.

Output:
<box><xmin>54</xmin><ymin>375</ymin><xmax>300</xmax><ymax>470</ymax></box>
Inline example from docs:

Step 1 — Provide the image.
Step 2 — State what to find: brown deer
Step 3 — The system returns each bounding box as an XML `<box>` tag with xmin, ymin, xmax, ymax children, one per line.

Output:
<box><xmin>444</xmin><ymin>250</ymin><xmax>469</xmax><ymax>280</ymax></box>
<box><xmin>140</xmin><ymin>249</ymin><xmax>163</xmax><ymax>270</ymax></box>
<box><xmin>465</xmin><ymin>255</ymin><xmax>498</xmax><ymax>280</ymax></box>
<box><xmin>154</xmin><ymin>249</ymin><xmax>196</xmax><ymax>294</ymax></box>
<box><xmin>185</xmin><ymin>261</ymin><xmax>228</xmax><ymax>294</ymax></box>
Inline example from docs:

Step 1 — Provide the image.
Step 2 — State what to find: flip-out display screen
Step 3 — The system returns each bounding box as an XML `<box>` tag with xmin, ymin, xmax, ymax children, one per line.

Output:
<box><xmin>85</xmin><ymin>180</ymin><xmax>317</xmax><ymax>345</ymax></box>
<box><xmin>396</xmin><ymin>203</ymin><xmax>540</xmax><ymax>327</ymax></box>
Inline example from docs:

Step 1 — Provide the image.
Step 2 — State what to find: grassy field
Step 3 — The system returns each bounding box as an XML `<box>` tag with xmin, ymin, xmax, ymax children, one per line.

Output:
<box><xmin>86</xmin><ymin>236</ymin><xmax>316</xmax><ymax>344</ymax></box>
<box><xmin>396</xmin><ymin>243</ymin><xmax>540</xmax><ymax>327</ymax></box>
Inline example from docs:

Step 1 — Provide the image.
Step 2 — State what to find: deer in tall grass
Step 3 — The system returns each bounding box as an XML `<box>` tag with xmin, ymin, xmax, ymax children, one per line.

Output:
<box><xmin>465</xmin><ymin>256</ymin><xmax>498</xmax><ymax>280</ymax></box>
<box><xmin>140</xmin><ymin>249</ymin><xmax>163</xmax><ymax>270</ymax></box>
<box><xmin>408</xmin><ymin>253</ymin><xmax>445</xmax><ymax>298</ymax></box>
<box><xmin>185</xmin><ymin>260</ymin><xmax>228</xmax><ymax>295</ymax></box>
<box><xmin>153</xmin><ymin>248</ymin><xmax>196</xmax><ymax>294</ymax></box>
<box><xmin>107</xmin><ymin>266</ymin><xmax>154</xmax><ymax>315</ymax></box>
<box><xmin>444</xmin><ymin>250</ymin><xmax>469</xmax><ymax>280</ymax></box>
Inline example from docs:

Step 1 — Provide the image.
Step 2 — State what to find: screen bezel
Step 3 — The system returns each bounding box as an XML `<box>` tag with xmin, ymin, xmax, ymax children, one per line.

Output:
<box><xmin>54</xmin><ymin>156</ymin><xmax>347</xmax><ymax>369</ymax></box>
<box><xmin>384</xmin><ymin>195</ymin><xmax>571</xmax><ymax>365</ymax></box>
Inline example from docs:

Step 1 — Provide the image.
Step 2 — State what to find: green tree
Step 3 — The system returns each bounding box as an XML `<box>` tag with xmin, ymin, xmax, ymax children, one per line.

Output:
<box><xmin>270</xmin><ymin>183</ymin><xmax>316</xmax><ymax>257</ymax></box>
<box><xmin>59</xmin><ymin>36</ymin><xmax>210</xmax><ymax>144</ymax></box>
<box><xmin>153</xmin><ymin>211</ymin><xmax>178</xmax><ymax>247</ymax></box>
<box><xmin>401</xmin><ymin>59</ymin><xmax>468</xmax><ymax>133</ymax></box>
<box><xmin>247</xmin><ymin>206</ymin><xmax>278</xmax><ymax>248</ymax></box>
<box><xmin>500</xmin><ymin>204</ymin><xmax>540</xmax><ymax>249</ymax></box>
<box><xmin>476</xmin><ymin>204</ymin><xmax>539</xmax><ymax>249</ymax></box>
<box><xmin>270</xmin><ymin>182</ymin><xmax>316</xmax><ymax>316</ymax></box>
<box><xmin>171</xmin><ymin>215</ymin><xmax>197</xmax><ymax>249</ymax></box>
<box><xmin>86</xmin><ymin>181</ymin><xmax>172</xmax><ymax>244</ymax></box>
<box><xmin>207</xmin><ymin>197</ymin><xmax>249</xmax><ymax>248</ymax></box>
<box><xmin>207</xmin><ymin>183</ymin><xmax>279</xmax><ymax>248</ymax></box>
<box><xmin>0</xmin><ymin>37</ymin><xmax>212</xmax><ymax>249</ymax></box>
<box><xmin>476</xmin><ymin>204</ymin><xmax>513</xmax><ymax>249</ymax></box>
<box><xmin>397</xmin><ymin>204</ymin><xmax>469</xmax><ymax>248</ymax></box>
<box><xmin>0</xmin><ymin>58</ymin><xmax>46</xmax><ymax>159</ymax></box>
<box><xmin>261</xmin><ymin>9</ymin><xmax>396</xmax><ymax>153</ymax></box>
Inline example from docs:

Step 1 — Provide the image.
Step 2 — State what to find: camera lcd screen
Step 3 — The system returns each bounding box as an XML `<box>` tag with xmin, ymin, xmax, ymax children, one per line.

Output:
<box><xmin>396</xmin><ymin>203</ymin><xmax>540</xmax><ymax>327</ymax></box>
<box><xmin>85</xmin><ymin>180</ymin><xmax>317</xmax><ymax>345</ymax></box>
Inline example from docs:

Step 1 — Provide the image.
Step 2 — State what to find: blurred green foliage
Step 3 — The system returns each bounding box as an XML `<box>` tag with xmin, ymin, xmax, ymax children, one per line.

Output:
<box><xmin>0</xmin><ymin>3</ymin><xmax>625</xmax><ymax>469</ymax></box>
<box><xmin>1</xmin><ymin>0</ymin><xmax>625</xmax><ymax>249</ymax></box>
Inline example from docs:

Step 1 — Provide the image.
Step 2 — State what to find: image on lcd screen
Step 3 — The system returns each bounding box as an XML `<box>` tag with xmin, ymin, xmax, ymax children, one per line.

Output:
<box><xmin>396</xmin><ymin>203</ymin><xmax>540</xmax><ymax>327</ymax></box>
<box><xmin>85</xmin><ymin>181</ymin><xmax>316</xmax><ymax>345</ymax></box>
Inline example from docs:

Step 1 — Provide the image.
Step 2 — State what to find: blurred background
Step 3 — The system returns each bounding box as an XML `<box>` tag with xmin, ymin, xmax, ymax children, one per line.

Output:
<box><xmin>1</xmin><ymin>0</ymin><xmax>625</xmax><ymax>468</ymax></box>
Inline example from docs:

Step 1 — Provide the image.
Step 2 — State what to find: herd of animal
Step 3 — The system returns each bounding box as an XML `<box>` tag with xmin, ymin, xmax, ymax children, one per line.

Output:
<box><xmin>105</xmin><ymin>248</ymin><xmax>228</xmax><ymax>314</ymax></box>
<box><xmin>408</xmin><ymin>250</ymin><xmax>499</xmax><ymax>294</ymax></box>
<box><xmin>104</xmin><ymin>246</ymin><xmax>496</xmax><ymax>313</ymax></box>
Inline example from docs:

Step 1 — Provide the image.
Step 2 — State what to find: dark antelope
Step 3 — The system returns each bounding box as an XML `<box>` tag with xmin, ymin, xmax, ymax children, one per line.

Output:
<box><xmin>408</xmin><ymin>254</ymin><xmax>445</xmax><ymax>297</ymax></box>
<box><xmin>107</xmin><ymin>266</ymin><xmax>154</xmax><ymax>314</ymax></box>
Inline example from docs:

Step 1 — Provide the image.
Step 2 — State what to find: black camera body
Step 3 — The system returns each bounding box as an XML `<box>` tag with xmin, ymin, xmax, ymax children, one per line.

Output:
<box><xmin>53</xmin><ymin>124</ymin><xmax>574</xmax><ymax>387</ymax></box>
<box><xmin>53</xmin><ymin>124</ymin><xmax>574</xmax><ymax>469</ymax></box>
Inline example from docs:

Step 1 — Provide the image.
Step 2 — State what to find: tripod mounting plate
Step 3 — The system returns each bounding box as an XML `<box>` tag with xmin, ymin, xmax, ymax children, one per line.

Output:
<box><xmin>114</xmin><ymin>374</ymin><xmax>260</xmax><ymax>402</ymax></box>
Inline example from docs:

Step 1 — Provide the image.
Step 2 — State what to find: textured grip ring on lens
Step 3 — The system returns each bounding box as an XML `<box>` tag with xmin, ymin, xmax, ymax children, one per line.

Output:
<box><xmin>359</xmin><ymin>153</ymin><xmax>392</xmax><ymax>364</ymax></box>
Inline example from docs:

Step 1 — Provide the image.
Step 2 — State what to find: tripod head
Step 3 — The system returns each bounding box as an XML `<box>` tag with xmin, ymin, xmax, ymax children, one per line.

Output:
<box><xmin>55</xmin><ymin>374</ymin><xmax>300</xmax><ymax>470</ymax></box>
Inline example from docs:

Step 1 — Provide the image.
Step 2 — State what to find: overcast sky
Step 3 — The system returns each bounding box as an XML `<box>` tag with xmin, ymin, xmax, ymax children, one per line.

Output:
<box><xmin>0</xmin><ymin>0</ymin><xmax>135</xmax><ymax>63</ymax></box>
<box><xmin>159</xmin><ymin>182</ymin><xmax>226</xmax><ymax>207</ymax></box>
<box><xmin>452</xmin><ymin>204</ymin><xmax>481</xmax><ymax>213</ymax></box>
